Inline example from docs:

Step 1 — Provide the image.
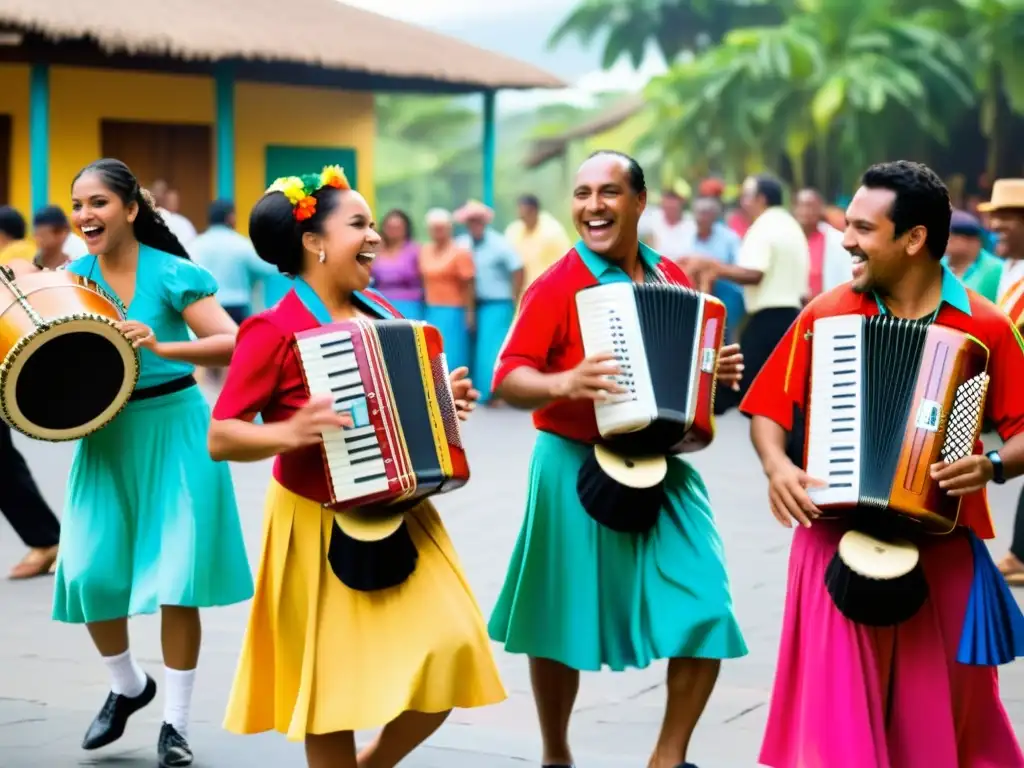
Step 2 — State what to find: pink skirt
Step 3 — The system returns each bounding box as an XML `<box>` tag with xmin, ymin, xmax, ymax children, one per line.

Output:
<box><xmin>759</xmin><ymin>522</ymin><xmax>1023</xmax><ymax>768</ymax></box>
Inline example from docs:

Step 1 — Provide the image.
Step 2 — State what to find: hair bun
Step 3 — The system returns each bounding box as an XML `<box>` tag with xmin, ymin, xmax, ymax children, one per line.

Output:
<box><xmin>249</xmin><ymin>190</ymin><xmax>302</xmax><ymax>273</ymax></box>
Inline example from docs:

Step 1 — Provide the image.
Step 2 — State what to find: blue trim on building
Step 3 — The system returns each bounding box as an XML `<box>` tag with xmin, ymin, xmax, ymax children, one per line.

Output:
<box><xmin>29</xmin><ymin>63</ymin><xmax>49</xmax><ymax>215</ymax></box>
<box><xmin>482</xmin><ymin>90</ymin><xmax>497</xmax><ymax>208</ymax></box>
<box><xmin>214</xmin><ymin>63</ymin><xmax>236</xmax><ymax>201</ymax></box>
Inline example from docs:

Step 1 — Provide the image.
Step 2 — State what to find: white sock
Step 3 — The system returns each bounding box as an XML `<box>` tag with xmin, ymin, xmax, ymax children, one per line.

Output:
<box><xmin>163</xmin><ymin>667</ymin><xmax>196</xmax><ymax>738</ymax></box>
<box><xmin>103</xmin><ymin>650</ymin><xmax>147</xmax><ymax>698</ymax></box>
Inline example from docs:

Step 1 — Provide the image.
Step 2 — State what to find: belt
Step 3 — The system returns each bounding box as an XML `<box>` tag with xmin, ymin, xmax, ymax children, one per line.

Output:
<box><xmin>129</xmin><ymin>374</ymin><xmax>196</xmax><ymax>402</ymax></box>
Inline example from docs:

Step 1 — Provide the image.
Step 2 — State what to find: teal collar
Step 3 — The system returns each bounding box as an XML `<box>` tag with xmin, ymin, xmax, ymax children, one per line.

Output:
<box><xmin>575</xmin><ymin>239</ymin><xmax>661</xmax><ymax>283</ymax></box>
<box><xmin>873</xmin><ymin>264</ymin><xmax>972</xmax><ymax>318</ymax></box>
<box><xmin>293</xmin><ymin>277</ymin><xmax>395</xmax><ymax>325</ymax></box>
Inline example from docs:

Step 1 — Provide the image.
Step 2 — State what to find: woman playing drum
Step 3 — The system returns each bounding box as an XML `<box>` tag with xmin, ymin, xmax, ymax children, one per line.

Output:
<box><xmin>7</xmin><ymin>158</ymin><xmax>253</xmax><ymax>768</ymax></box>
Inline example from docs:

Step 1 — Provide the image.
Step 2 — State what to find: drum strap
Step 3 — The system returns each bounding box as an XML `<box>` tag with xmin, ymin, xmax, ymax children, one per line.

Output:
<box><xmin>129</xmin><ymin>374</ymin><xmax>196</xmax><ymax>402</ymax></box>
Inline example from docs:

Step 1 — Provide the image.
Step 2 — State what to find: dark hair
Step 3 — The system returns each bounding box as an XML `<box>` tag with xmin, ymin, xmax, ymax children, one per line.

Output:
<box><xmin>381</xmin><ymin>208</ymin><xmax>413</xmax><ymax>242</ymax></box>
<box><xmin>518</xmin><ymin>194</ymin><xmax>540</xmax><ymax>209</ymax></box>
<box><xmin>0</xmin><ymin>206</ymin><xmax>26</xmax><ymax>240</ymax></box>
<box><xmin>860</xmin><ymin>160</ymin><xmax>951</xmax><ymax>260</ymax></box>
<box><xmin>587</xmin><ymin>150</ymin><xmax>646</xmax><ymax>195</ymax></box>
<box><xmin>754</xmin><ymin>174</ymin><xmax>784</xmax><ymax>207</ymax></box>
<box><xmin>209</xmin><ymin>199</ymin><xmax>235</xmax><ymax>227</ymax></box>
<box><xmin>33</xmin><ymin>205</ymin><xmax>70</xmax><ymax>230</ymax></box>
<box><xmin>72</xmin><ymin>159</ymin><xmax>190</xmax><ymax>259</ymax></box>
<box><xmin>249</xmin><ymin>186</ymin><xmax>345</xmax><ymax>275</ymax></box>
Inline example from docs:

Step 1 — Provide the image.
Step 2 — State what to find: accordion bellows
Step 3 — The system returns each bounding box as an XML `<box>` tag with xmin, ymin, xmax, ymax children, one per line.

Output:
<box><xmin>295</xmin><ymin>319</ymin><xmax>469</xmax><ymax>591</ymax></box>
<box><xmin>575</xmin><ymin>281</ymin><xmax>725</xmax><ymax>455</ymax></box>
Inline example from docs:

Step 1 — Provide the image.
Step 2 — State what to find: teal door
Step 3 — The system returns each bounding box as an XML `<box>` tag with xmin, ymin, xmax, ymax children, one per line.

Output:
<box><xmin>264</xmin><ymin>145</ymin><xmax>358</xmax><ymax>188</ymax></box>
<box><xmin>259</xmin><ymin>145</ymin><xmax>359</xmax><ymax>309</ymax></box>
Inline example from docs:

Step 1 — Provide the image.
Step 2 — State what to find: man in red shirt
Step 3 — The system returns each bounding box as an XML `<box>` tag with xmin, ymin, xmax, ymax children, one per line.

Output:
<box><xmin>487</xmin><ymin>151</ymin><xmax>748</xmax><ymax>768</ymax></box>
<box><xmin>741</xmin><ymin>161</ymin><xmax>1024</xmax><ymax>767</ymax></box>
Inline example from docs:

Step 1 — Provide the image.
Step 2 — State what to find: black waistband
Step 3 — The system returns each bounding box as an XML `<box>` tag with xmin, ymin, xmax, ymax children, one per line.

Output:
<box><xmin>129</xmin><ymin>374</ymin><xmax>196</xmax><ymax>402</ymax></box>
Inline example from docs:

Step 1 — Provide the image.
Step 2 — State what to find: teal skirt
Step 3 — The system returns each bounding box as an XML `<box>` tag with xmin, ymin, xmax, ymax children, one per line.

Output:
<box><xmin>473</xmin><ymin>299</ymin><xmax>515</xmax><ymax>403</ymax></box>
<box><xmin>52</xmin><ymin>385</ymin><xmax>254</xmax><ymax>624</ymax></box>
<box><xmin>424</xmin><ymin>304</ymin><xmax>470</xmax><ymax>373</ymax></box>
<box><xmin>488</xmin><ymin>431</ymin><xmax>748</xmax><ymax>671</ymax></box>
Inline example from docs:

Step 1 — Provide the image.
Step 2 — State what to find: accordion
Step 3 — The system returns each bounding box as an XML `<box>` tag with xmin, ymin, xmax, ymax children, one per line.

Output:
<box><xmin>575</xmin><ymin>281</ymin><xmax>726</xmax><ymax>455</ymax></box>
<box><xmin>572</xmin><ymin>281</ymin><xmax>726</xmax><ymax>535</ymax></box>
<box><xmin>805</xmin><ymin>314</ymin><xmax>990</xmax><ymax>533</ymax></box>
<box><xmin>804</xmin><ymin>314</ymin><xmax>991</xmax><ymax>628</ymax></box>
<box><xmin>294</xmin><ymin>318</ymin><xmax>469</xmax><ymax>591</ymax></box>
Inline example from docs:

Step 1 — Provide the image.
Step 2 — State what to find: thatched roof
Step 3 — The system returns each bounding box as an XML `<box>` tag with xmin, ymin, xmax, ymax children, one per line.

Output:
<box><xmin>0</xmin><ymin>0</ymin><xmax>565</xmax><ymax>91</ymax></box>
<box><xmin>525</xmin><ymin>93</ymin><xmax>646</xmax><ymax>168</ymax></box>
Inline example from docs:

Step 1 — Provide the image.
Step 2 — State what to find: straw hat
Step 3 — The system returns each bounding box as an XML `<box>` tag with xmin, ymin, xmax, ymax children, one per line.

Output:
<box><xmin>977</xmin><ymin>179</ymin><xmax>1024</xmax><ymax>212</ymax></box>
<box><xmin>453</xmin><ymin>199</ymin><xmax>494</xmax><ymax>224</ymax></box>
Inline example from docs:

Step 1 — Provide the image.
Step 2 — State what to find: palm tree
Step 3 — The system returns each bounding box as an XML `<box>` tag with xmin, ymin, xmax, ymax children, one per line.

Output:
<box><xmin>547</xmin><ymin>0</ymin><xmax>787</xmax><ymax>67</ymax></box>
<box><xmin>643</xmin><ymin>0</ymin><xmax>975</xmax><ymax>194</ymax></box>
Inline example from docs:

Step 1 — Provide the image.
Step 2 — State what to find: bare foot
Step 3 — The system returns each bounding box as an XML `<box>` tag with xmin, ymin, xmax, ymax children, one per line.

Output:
<box><xmin>8</xmin><ymin>545</ymin><xmax>58</xmax><ymax>580</ymax></box>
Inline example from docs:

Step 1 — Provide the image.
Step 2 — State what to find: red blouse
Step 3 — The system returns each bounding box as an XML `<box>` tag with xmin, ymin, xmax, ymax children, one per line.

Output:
<box><xmin>212</xmin><ymin>288</ymin><xmax>403</xmax><ymax>503</ymax></box>
<box><xmin>740</xmin><ymin>282</ymin><xmax>1024</xmax><ymax>539</ymax></box>
<box><xmin>491</xmin><ymin>246</ymin><xmax>694</xmax><ymax>444</ymax></box>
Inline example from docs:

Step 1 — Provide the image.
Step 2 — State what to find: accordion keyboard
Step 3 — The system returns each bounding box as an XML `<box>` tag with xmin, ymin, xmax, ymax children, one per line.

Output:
<box><xmin>806</xmin><ymin>315</ymin><xmax>863</xmax><ymax>506</ymax></box>
<box><xmin>295</xmin><ymin>329</ymin><xmax>390</xmax><ymax>500</ymax></box>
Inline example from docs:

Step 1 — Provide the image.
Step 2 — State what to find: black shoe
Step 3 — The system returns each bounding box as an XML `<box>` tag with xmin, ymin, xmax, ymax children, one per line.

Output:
<box><xmin>81</xmin><ymin>675</ymin><xmax>157</xmax><ymax>750</ymax></box>
<box><xmin>158</xmin><ymin>722</ymin><xmax>194</xmax><ymax>767</ymax></box>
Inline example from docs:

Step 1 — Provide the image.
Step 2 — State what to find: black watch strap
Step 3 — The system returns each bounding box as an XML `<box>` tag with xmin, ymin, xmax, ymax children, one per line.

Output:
<box><xmin>987</xmin><ymin>450</ymin><xmax>1005</xmax><ymax>484</ymax></box>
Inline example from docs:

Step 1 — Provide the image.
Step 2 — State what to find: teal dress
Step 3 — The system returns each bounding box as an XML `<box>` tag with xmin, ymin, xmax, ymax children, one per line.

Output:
<box><xmin>52</xmin><ymin>246</ymin><xmax>253</xmax><ymax>624</ymax></box>
<box><xmin>487</xmin><ymin>242</ymin><xmax>747</xmax><ymax>671</ymax></box>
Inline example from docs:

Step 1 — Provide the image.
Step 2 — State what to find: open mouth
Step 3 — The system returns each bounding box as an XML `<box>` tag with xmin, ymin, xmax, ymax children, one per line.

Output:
<box><xmin>850</xmin><ymin>252</ymin><xmax>866</xmax><ymax>265</ymax></box>
<box><xmin>585</xmin><ymin>219</ymin><xmax>613</xmax><ymax>233</ymax></box>
<box><xmin>356</xmin><ymin>252</ymin><xmax>376</xmax><ymax>267</ymax></box>
<box><xmin>81</xmin><ymin>225</ymin><xmax>105</xmax><ymax>241</ymax></box>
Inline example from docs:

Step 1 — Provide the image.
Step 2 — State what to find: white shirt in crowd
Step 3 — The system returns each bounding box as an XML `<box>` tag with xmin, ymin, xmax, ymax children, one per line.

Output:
<box><xmin>736</xmin><ymin>206</ymin><xmax>810</xmax><ymax>314</ymax></box>
<box><xmin>159</xmin><ymin>208</ymin><xmax>197</xmax><ymax>245</ymax></box>
<box><xmin>997</xmin><ymin>258</ymin><xmax>1024</xmax><ymax>302</ymax></box>
<box><xmin>817</xmin><ymin>222</ymin><xmax>853</xmax><ymax>294</ymax></box>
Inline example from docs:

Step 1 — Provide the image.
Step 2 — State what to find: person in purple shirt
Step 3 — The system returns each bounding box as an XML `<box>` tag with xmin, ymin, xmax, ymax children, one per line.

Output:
<box><xmin>370</xmin><ymin>209</ymin><xmax>424</xmax><ymax>319</ymax></box>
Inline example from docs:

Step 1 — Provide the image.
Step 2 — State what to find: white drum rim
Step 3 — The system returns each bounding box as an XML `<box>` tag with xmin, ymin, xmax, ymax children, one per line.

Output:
<box><xmin>594</xmin><ymin>444</ymin><xmax>668</xmax><ymax>488</ymax></box>
<box><xmin>0</xmin><ymin>314</ymin><xmax>139</xmax><ymax>442</ymax></box>
<box><xmin>837</xmin><ymin>529</ymin><xmax>920</xmax><ymax>580</ymax></box>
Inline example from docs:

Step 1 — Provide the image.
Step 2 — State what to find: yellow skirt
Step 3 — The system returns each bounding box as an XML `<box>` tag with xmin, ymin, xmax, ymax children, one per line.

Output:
<box><xmin>223</xmin><ymin>479</ymin><xmax>507</xmax><ymax>740</ymax></box>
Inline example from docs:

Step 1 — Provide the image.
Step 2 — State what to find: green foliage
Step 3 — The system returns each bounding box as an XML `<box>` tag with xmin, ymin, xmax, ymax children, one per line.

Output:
<box><xmin>635</xmin><ymin>0</ymin><xmax>1017</xmax><ymax>192</ymax></box>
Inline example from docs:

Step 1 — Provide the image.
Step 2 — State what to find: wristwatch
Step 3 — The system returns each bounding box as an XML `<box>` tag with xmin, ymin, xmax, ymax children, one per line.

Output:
<box><xmin>986</xmin><ymin>450</ymin><xmax>1006</xmax><ymax>484</ymax></box>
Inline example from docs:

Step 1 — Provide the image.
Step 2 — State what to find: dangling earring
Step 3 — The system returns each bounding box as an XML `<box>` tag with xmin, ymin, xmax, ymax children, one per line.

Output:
<box><xmin>318</xmin><ymin>249</ymin><xmax>326</xmax><ymax>264</ymax></box>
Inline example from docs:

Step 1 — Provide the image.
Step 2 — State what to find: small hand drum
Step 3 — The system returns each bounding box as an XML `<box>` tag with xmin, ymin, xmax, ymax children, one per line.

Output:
<box><xmin>576</xmin><ymin>444</ymin><xmax>668</xmax><ymax>534</ymax></box>
<box><xmin>825</xmin><ymin>529</ymin><xmax>929</xmax><ymax>627</ymax></box>
<box><xmin>0</xmin><ymin>269</ymin><xmax>139</xmax><ymax>441</ymax></box>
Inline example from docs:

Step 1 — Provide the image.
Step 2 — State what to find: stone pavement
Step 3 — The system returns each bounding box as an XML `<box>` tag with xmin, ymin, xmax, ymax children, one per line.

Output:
<box><xmin>0</xmin><ymin>404</ymin><xmax>1021</xmax><ymax>767</ymax></box>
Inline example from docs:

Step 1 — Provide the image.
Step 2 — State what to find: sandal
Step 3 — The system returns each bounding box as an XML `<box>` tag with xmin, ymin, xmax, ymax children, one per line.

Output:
<box><xmin>8</xmin><ymin>546</ymin><xmax>58</xmax><ymax>580</ymax></box>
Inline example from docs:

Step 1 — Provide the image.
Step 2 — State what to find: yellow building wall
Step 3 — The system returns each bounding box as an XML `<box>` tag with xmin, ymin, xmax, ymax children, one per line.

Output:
<box><xmin>2</xmin><ymin>65</ymin><xmax>375</xmax><ymax>233</ymax></box>
<box><xmin>0</xmin><ymin>64</ymin><xmax>32</xmax><ymax>216</ymax></box>
<box><xmin>48</xmin><ymin>66</ymin><xmax>214</xmax><ymax>206</ymax></box>
<box><xmin>234</xmin><ymin>82</ymin><xmax>375</xmax><ymax>234</ymax></box>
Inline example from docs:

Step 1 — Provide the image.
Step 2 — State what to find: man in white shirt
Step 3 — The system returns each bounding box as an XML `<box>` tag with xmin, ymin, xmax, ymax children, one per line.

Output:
<box><xmin>151</xmin><ymin>180</ymin><xmax>197</xmax><ymax>246</ymax></box>
<box><xmin>688</xmin><ymin>174</ymin><xmax>809</xmax><ymax>408</ymax></box>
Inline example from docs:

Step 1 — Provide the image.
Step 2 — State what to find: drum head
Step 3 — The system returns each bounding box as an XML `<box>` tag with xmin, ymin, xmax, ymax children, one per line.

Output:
<box><xmin>838</xmin><ymin>530</ymin><xmax>920</xmax><ymax>580</ymax></box>
<box><xmin>334</xmin><ymin>509</ymin><xmax>407</xmax><ymax>542</ymax></box>
<box><xmin>593</xmin><ymin>444</ymin><xmax>667</xmax><ymax>489</ymax></box>
<box><xmin>1</xmin><ymin>318</ymin><xmax>138</xmax><ymax>441</ymax></box>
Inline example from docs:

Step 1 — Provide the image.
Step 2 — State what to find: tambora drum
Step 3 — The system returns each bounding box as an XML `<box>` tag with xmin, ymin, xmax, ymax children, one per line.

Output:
<box><xmin>0</xmin><ymin>268</ymin><xmax>139</xmax><ymax>441</ymax></box>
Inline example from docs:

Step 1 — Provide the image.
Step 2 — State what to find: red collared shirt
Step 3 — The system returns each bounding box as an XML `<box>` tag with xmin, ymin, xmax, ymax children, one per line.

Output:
<box><xmin>212</xmin><ymin>288</ymin><xmax>402</xmax><ymax>503</ymax></box>
<box><xmin>739</xmin><ymin>278</ymin><xmax>1024</xmax><ymax>539</ymax></box>
<box><xmin>492</xmin><ymin>244</ymin><xmax>693</xmax><ymax>444</ymax></box>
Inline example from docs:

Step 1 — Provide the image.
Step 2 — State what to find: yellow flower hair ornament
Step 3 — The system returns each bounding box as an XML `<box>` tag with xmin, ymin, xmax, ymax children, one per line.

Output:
<box><xmin>266</xmin><ymin>165</ymin><xmax>352</xmax><ymax>222</ymax></box>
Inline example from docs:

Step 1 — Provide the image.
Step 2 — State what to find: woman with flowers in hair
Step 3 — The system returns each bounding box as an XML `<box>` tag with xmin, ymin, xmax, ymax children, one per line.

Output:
<box><xmin>7</xmin><ymin>158</ymin><xmax>253</xmax><ymax>768</ymax></box>
<box><xmin>210</xmin><ymin>167</ymin><xmax>505</xmax><ymax>767</ymax></box>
